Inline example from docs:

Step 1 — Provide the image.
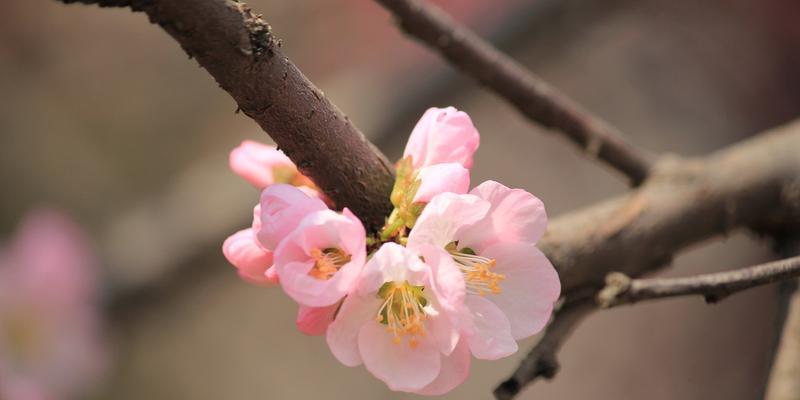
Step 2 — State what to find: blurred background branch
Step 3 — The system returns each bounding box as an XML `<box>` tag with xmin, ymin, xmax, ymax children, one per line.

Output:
<box><xmin>375</xmin><ymin>0</ymin><xmax>653</xmax><ymax>185</ymax></box>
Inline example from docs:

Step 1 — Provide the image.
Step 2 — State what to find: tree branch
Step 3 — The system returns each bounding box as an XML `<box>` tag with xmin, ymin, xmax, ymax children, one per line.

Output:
<box><xmin>497</xmin><ymin>120</ymin><xmax>800</xmax><ymax>397</ymax></box>
<box><xmin>58</xmin><ymin>0</ymin><xmax>395</xmax><ymax>231</ymax></box>
<box><xmin>596</xmin><ymin>256</ymin><xmax>800</xmax><ymax>307</ymax></box>
<box><xmin>374</xmin><ymin>0</ymin><xmax>652</xmax><ymax>185</ymax></box>
<box><xmin>494</xmin><ymin>297</ymin><xmax>594</xmax><ymax>400</ymax></box>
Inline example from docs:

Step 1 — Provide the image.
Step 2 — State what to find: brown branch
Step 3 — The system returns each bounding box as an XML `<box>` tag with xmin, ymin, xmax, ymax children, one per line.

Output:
<box><xmin>58</xmin><ymin>0</ymin><xmax>394</xmax><ymax>231</ymax></box>
<box><xmin>374</xmin><ymin>0</ymin><xmax>652</xmax><ymax>185</ymax></box>
<box><xmin>596</xmin><ymin>256</ymin><xmax>800</xmax><ymax>307</ymax></box>
<box><xmin>494</xmin><ymin>298</ymin><xmax>594</xmax><ymax>400</ymax></box>
<box><xmin>498</xmin><ymin>120</ymin><xmax>800</xmax><ymax>398</ymax></box>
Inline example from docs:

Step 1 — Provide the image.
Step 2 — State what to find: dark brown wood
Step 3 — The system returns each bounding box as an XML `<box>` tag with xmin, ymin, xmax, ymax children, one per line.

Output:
<box><xmin>60</xmin><ymin>0</ymin><xmax>395</xmax><ymax>231</ymax></box>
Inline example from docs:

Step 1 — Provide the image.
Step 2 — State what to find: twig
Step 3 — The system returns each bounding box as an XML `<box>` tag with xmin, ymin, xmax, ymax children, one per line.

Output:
<box><xmin>597</xmin><ymin>256</ymin><xmax>800</xmax><ymax>307</ymax></box>
<box><xmin>493</xmin><ymin>298</ymin><xmax>594</xmax><ymax>400</ymax></box>
<box><xmin>58</xmin><ymin>0</ymin><xmax>394</xmax><ymax>231</ymax></box>
<box><xmin>374</xmin><ymin>0</ymin><xmax>652</xmax><ymax>185</ymax></box>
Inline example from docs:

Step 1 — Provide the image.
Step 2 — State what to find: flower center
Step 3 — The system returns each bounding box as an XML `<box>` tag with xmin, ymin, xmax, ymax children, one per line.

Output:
<box><xmin>446</xmin><ymin>242</ymin><xmax>505</xmax><ymax>296</ymax></box>
<box><xmin>308</xmin><ymin>247</ymin><xmax>351</xmax><ymax>280</ymax></box>
<box><xmin>375</xmin><ymin>281</ymin><xmax>428</xmax><ymax>349</ymax></box>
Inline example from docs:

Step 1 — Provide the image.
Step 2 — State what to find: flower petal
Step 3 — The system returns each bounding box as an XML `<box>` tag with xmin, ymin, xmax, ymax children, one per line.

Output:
<box><xmin>229</xmin><ymin>140</ymin><xmax>294</xmax><ymax>189</ymax></box>
<box><xmin>403</xmin><ymin>107</ymin><xmax>480</xmax><ymax>170</ymax></box>
<box><xmin>222</xmin><ymin>228</ymin><xmax>276</xmax><ymax>287</ymax></box>
<box><xmin>482</xmin><ymin>243</ymin><xmax>560</xmax><ymax>340</ymax></box>
<box><xmin>413</xmin><ymin>163</ymin><xmax>470</xmax><ymax>203</ymax></box>
<box><xmin>273</xmin><ymin>209</ymin><xmax>366</xmax><ymax>307</ymax></box>
<box><xmin>460</xmin><ymin>180</ymin><xmax>547</xmax><ymax>250</ymax></box>
<box><xmin>326</xmin><ymin>295</ymin><xmax>381</xmax><ymax>367</ymax></box>
<box><xmin>414</xmin><ymin>338</ymin><xmax>471</xmax><ymax>396</ymax></box>
<box><xmin>407</xmin><ymin>193</ymin><xmax>490</xmax><ymax>250</ymax></box>
<box><xmin>358</xmin><ymin>321</ymin><xmax>441</xmax><ymax>392</ymax></box>
<box><xmin>296</xmin><ymin>303</ymin><xmax>339</xmax><ymax>336</ymax></box>
<box><xmin>464</xmin><ymin>295</ymin><xmax>518</xmax><ymax>360</ymax></box>
<box><xmin>258</xmin><ymin>184</ymin><xmax>328</xmax><ymax>250</ymax></box>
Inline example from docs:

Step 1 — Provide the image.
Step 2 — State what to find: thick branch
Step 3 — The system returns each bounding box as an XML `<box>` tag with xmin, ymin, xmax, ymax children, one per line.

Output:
<box><xmin>499</xmin><ymin>121</ymin><xmax>800</xmax><ymax>397</ymax></box>
<box><xmin>59</xmin><ymin>0</ymin><xmax>394</xmax><ymax>231</ymax></box>
<box><xmin>375</xmin><ymin>0</ymin><xmax>652</xmax><ymax>185</ymax></box>
<box><xmin>494</xmin><ymin>299</ymin><xmax>593</xmax><ymax>400</ymax></box>
<box><xmin>597</xmin><ymin>256</ymin><xmax>800</xmax><ymax>307</ymax></box>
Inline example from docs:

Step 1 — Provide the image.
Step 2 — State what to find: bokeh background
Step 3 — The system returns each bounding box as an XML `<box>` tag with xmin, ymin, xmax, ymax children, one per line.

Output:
<box><xmin>3</xmin><ymin>0</ymin><xmax>800</xmax><ymax>398</ymax></box>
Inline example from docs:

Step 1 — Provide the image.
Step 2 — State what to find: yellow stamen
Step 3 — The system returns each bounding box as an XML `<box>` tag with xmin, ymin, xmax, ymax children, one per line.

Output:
<box><xmin>447</xmin><ymin>243</ymin><xmax>505</xmax><ymax>296</ymax></box>
<box><xmin>308</xmin><ymin>247</ymin><xmax>350</xmax><ymax>280</ymax></box>
<box><xmin>376</xmin><ymin>281</ymin><xmax>428</xmax><ymax>349</ymax></box>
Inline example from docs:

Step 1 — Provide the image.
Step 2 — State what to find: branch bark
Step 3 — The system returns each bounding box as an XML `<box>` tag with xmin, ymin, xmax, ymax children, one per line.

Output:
<box><xmin>59</xmin><ymin>0</ymin><xmax>395</xmax><ymax>231</ymax></box>
<box><xmin>498</xmin><ymin>121</ymin><xmax>800</xmax><ymax>398</ymax></box>
<box><xmin>597</xmin><ymin>256</ymin><xmax>800</xmax><ymax>307</ymax></box>
<box><xmin>374</xmin><ymin>0</ymin><xmax>653</xmax><ymax>185</ymax></box>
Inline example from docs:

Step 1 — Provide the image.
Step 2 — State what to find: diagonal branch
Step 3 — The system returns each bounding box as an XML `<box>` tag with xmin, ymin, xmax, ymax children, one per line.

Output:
<box><xmin>597</xmin><ymin>255</ymin><xmax>800</xmax><ymax>307</ymax></box>
<box><xmin>374</xmin><ymin>0</ymin><xmax>653</xmax><ymax>185</ymax></box>
<box><xmin>58</xmin><ymin>0</ymin><xmax>395</xmax><ymax>231</ymax></box>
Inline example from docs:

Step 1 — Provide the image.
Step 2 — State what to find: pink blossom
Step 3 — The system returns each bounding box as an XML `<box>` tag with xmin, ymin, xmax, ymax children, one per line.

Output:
<box><xmin>0</xmin><ymin>209</ymin><xmax>108</xmax><ymax>400</ymax></box>
<box><xmin>230</xmin><ymin>140</ymin><xmax>297</xmax><ymax>189</ymax></box>
<box><xmin>413</xmin><ymin>163</ymin><xmax>470</xmax><ymax>204</ymax></box>
<box><xmin>403</xmin><ymin>107</ymin><xmax>480</xmax><ymax>170</ymax></box>
<box><xmin>407</xmin><ymin>181</ymin><xmax>560</xmax><ymax>360</ymax></box>
<box><xmin>326</xmin><ymin>243</ymin><xmax>468</xmax><ymax>394</ymax></box>
<box><xmin>257</xmin><ymin>184</ymin><xmax>328</xmax><ymax>251</ymax></box>
<box><xmin>273</xmin><ymin>209</ymin><xmax>366</xmax><ymax>308</ymax></box>
<box><xmin>296</xmin><ymin>303</ymin><xmax>339</xmax><ymax>336</ymax></box>
<box><xmin>222</xmin><ymin>204</ymin><xmax>278</xmax><ymax>286</ymax></box>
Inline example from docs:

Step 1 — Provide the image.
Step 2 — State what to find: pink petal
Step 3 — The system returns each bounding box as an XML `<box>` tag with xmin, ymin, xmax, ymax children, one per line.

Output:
<box><xmin>482</xmin><ymin>243</ymin><xmax>560</xmax><ymax>340</ymax></box>
<box><xmin>11</xmin><ymin>209</ymin><xmax>97</xmax><ymax>305</ymax></box>
<box><xmin>403</xmin><ymin>107</ymin><xmax>480</xmax><ymax>170</ymax></box>
<box><xmin>222</xmin><ymin>229</ymin><xmax>276</xmax><ymax>287</ymax></box>
<box><xmin>358</xmin><ymin>321</ymin><xmax>441</xmax><ymax>392</ymax></box>
<box><xmin>296</xmin><ymin>303</ymin><xmax>339</xmax><ymax>336</ymax></box>
<box><xmin>229</xmin><ymin>140</ymin><xmax>294</xmax><ymax>189</ymax></box>
<box><xmin>257</xmin><ymin>184</ymin><xmax>328</xmax><ymax>250</ymax></box>
<box><xmin>326</xmin><ymin>295</ymin><xmax>381</xmax><ymax>367</ymax></box>
<box><xmin>413</xmin><ymin>163</ymin><xmax>470</xmax><ymax>203</ymax></box>
<box><xmin>407</xmin><ymin>193</ymin><xmax>490</xmax><ymax>250</ymax></box>
<box><xmin>460</xmin><ymin>180</ymin><xmax>547</xmax><ymax>250</ymax></box>
<box><xmin>464</xmin><ymin>295</ymin><xmax>518</xmax><ymax>360</ymax></box>
<box><xmin>415</xmin><ymin>338</ymin><xmax>471</xmax><ymax>396</ymax></box>
<box><xmin>273</xmin><ymin>209</ymin><xmax>366</xmax><ymax>307</ymax></box>
<box><xmin>358</xmin><ymin>243</ymin><xmax>429</xmax><ymax>296</ymax></box>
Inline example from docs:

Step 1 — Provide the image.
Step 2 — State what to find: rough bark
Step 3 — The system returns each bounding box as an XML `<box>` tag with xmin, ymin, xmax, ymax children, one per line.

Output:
<box><xmin>60</xmin><ymin>0</ymin><xmax>395</xmax><ymax>231</ymax></box>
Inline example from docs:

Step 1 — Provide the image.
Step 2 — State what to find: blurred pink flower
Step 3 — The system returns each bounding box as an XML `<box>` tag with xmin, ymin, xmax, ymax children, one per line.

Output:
<box><xmin>403</xmin><ymin>107</ymin><xmax>480</xmax><ymax>170</ymax></box>
<box><xmin>0</xmin><ymin>209</ymin><xmax>108</xmax><ymax>400</ymax></box>
<box><xmin>326</xmin><ymin>243</ymin><xmax>467</xmax><ymax>394</ymax></box>
<box><xmin>273</xmin><ymin>209</ymin><xmax>366</xmax><ymax>308</ymax></box>
<box><xmin>407</xmin><ymin>181</ymin><xmax>560</xmax><ymax>360</ymax></box>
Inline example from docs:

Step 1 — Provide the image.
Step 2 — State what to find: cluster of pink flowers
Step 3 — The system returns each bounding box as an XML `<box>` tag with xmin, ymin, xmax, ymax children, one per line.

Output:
<box><xmin>0</xmin><ymin>209</ymin><xmax>109</xmax><ymax>400</ymax></box>
<box><xmin>224</xmin><ymin>107</ymin><xmax>561</xmax><ymax>394</ymax></box>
